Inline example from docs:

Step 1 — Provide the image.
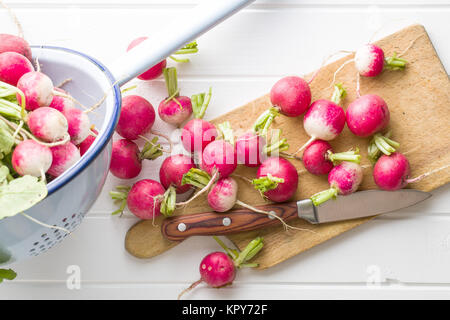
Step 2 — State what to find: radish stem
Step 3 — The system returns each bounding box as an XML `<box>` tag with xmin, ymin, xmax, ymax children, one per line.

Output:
<box><xmin>311</xmin><ymin>187</ymin><xmax>338</xmax><ymax>206</ymax></box>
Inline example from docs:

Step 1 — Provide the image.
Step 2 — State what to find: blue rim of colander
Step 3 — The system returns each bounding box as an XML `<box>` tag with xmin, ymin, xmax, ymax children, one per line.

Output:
<box><xmin>31</xmin><ymin>45</ymin><xmax>121</xmax><ymax>195</ymax></box>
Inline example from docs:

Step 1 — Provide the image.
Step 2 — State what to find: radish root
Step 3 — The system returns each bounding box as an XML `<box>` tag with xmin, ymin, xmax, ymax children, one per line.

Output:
<box><xmin>0</xmin><ymin>0</ymin><xmax>24</xmax><ymax>38</ymax></box>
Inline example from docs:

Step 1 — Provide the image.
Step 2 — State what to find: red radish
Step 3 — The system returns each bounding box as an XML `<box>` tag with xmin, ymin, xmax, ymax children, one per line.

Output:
<box><xmin>12</xmin><ymin>140</ymin><xmax>52</xmax><ymax>177</ymax></box>
<box><xmin>270</xmin><ymin>76</ymin><xmax>311</xmax><ymax>117</ymax></box>
<box><xmin>346</xmin><ymin>94</ymin><xmax>390</xmax><ymax>138</ymax></box>
<box><xmin>27</xmin><ymin>107</ymin><xmax>68</xmax><ymax>142</ymax></box>
<box><xmin>159</xmin><ymin>154</ymin><xmax>196</xmax><ymax>194</ymax></box>
<box><xmin>127</xmin><ymin>37</ymin><xmax>167</xmax><ymax>80</ymax></box>
<box><xmin>127</xmin><ymin>179</ymin><xmax>165</xmax><ymax>219</ymax></box>
<box><xmin>200</xmin><ymin>140</ymin><xmax>237</xmax><ymax>179</ymax></box>
<box><xmin>47</xmin><ymin>142</ymin><xmax>81</xmax><ymax>177</ymax></box>
<box><xmin>0</xmin><ymin>51</ymin><xmax>34</xmax><ymax>86</ymax></box>
<box><xmin>207</xmin><ymin>177</ymin><xmax>238</xmax><ymax>212</ymax></box>
<box><xmin>116</xmin><ymin>95</ymin><xmax>155</xmax><ymax>140</ymax></box>
<box><xmin>181</xmin><ymin>119</ymin><xmax>217</xmax><ymax>153</ymax></box>
<box><xmin>292</xmin><ymin>84</ymin><xmax>346</xmax><ymax>155</ymax></box>
<box><xmin>354</xmin><ymin>44</ymin><xmax>407</xmax><ymax>77</ymax></box>
<box><xmin>158</xmin><ymin>67</ymin><xmax>192</xmax><ymax>126</ymax></box>
<box><xmin>311</xmin><ymin>161</ymin><xmax>363</xmax><ymax>206</ymax></box>
<box><xmin>0</xmin><ymin>34</ymin><xmax>32</xmax><ymax>61</ymax></box>
<box><xmin>235</xmin><ymin>132</ymin><xmax>266</xmax><ymax>167</ymax></box>
<box><xmin>17</xmin><ymin>71</ymin><xmax>54</xmax><ymax>111</ymax></box>
<box><xmin>181</xmin><ymin>88</ymin><xmax>217</xmax><ymax>153</ymax></box>
<box><xmin>110</xmin><ymin>138</ymin><xmax>162</xmax><ymax>179</ymax></box>
<box><xmin>62</xmin><ymin>107</ymin><xmax>91</xmax><ymax>145</ymax></box>
<box><xmin>253</xmin><ymin>157</ymin><xmax>298</xmax><ymax>202</ymax></box>
<box><xmin>49</xmin><ymin>87</ymin><xmax>74</xmax><ymax>112</ymax></box>
<box><xmin>373</xmin><ymin>152</ymin><xmax>410</xmax><ymax>191</ymax></box>
<box><xmin>303</xmin><ymin>140</ymin><xmax>361</xmax><ymax>175</ymax></box>
<box><xmin>178</xmin><ymin>237</ymin><xmax>263</xmax><ymax>299</ymax></box>
<box><xmin>78</xmin><ymin>128</ymin><xmax>98</xmax><ymax>156</ymax></box>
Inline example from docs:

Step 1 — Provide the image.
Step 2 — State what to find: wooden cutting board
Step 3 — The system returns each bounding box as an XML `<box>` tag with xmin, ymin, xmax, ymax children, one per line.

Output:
<box><xmin>125</xmin><ymin>24</ymin><xmax>450</xmax><ymax>269</ymax></box>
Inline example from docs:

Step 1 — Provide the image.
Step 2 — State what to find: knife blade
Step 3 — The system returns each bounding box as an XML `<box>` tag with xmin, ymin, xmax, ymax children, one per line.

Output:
<box><xmin>161</xmin><ymin>189</ymin><xmax>431</xmax><ymax>241</ymax></box>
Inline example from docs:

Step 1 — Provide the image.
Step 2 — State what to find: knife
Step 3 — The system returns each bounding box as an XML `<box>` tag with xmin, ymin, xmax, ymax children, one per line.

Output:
<box><xmin>161</xmin><ymin>189</ymin><xmax>431</xmax><ymax>241</ymax></box>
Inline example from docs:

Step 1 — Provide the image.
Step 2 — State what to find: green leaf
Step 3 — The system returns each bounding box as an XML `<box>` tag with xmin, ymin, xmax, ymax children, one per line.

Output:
<box><xmin>0</xmin><ymin>165</ymin><xmax>9</xmax><ymax>184</ymax></box>
<box><xmin>0</xmin><ymin>122</ymin><xmax>14</xmax><ymax>155</ymax></box>
<box><xmin>0</xmin><ymin>268</ymin><xmax>17</xmax><ymax>283</ymax></box>
<box><xmin>0</xmin><ymin>175</ymin><xmax>48</xmax><ymax>220</ymax></box>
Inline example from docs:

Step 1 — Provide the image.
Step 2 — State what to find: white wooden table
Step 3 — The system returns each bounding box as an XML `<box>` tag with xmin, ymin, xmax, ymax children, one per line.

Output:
<box><xmin>1</xmin><ymin>0</ymin><xmax>450</xmax><ymax>300</ymax></box>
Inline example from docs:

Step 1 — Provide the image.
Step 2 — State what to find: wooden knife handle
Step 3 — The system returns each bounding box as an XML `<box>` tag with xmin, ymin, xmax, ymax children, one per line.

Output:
<box><xmin>161</xmin><ymin>201</ymin><xmax>298</xmax><ymax>241</ymax></box>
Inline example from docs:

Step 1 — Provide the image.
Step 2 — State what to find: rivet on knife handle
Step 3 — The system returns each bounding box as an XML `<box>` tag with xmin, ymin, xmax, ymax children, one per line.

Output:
<box><xmin>161</xmin><ymin>202</ymin><xmax>299</xmax><ymax>241</ymax></box>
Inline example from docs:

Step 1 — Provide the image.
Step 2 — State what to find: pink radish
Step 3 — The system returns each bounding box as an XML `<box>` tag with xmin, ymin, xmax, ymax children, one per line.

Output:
<box><xmin>158</xmin><ymin>67</ymin><xmax>192</xmax><ymax>126</ymax></box>
<box><xmin>127</xmin><ymin>179</ymin><xmax>165</xmax><ymax>219</ymax></box>
<box><xmin>78</xmin><ymin>128</ymin><xmax>98</xmax><ymax>156</ymax></box>
<box><xmin>127</xmin><ymin>37</ymin><xmax>167</xmax><ymax>80</ymax></box>
<box><xmin>182</xmin><ymin>119</ymin><xmax>217</xmax><ymax>153</ymax></box>
<box><xmin>235</xmin><ymin>132</ymin><xmax>266</xmax><ymax>168</ymax></box>
<box><xmin>311</xmin><ymin>161</ymin><xmax>363</xmax><ymax>206</ymax></box>
<box><xmin>253</xmin><ymin>157</ymin><xmax>298</xmax><ymax>202</ymax></box>
<box><xmin>116</xmin><ymin>95</ymin><xmax>155</xmax><ymax>140</ymax></box>
<box><xmin>0</xmin><ymin>34</ymin><xmax>32</xmax><ymax>61</ymax></box>
<box><xmin>159</xmin><ymin>154</ymin><xmax>196</xmax><ymax>194</ymax></box>
<box><xmin>200</xmin><ymin>140</ymin><xmax>237</xmax><ymax>179</ymax></box>
<box><xmin>207</xmin><ymin>177</ymin><xmax>238</xmax><ymax>212</ymax></box>
<box><xmin>17</xmin><ymin>71</ymin><xmax>53</xmax><ymax>111</ymax></box>
<box><xmin>110</xmin><ymin>138</ymin><xmax>162</xmax><ymax>179</ymax></box>
<box><xmin>346</xmin><ymin>94</ymin><xmax>389</xmax><ymax>138</ymax></box>
<box><xmin>354</xmin><ymin>44</ymin><xmax>407</xmax><ymax>77</ymax></box>
<box><xmin>47</xmin><ymin>142</ymin><xmax>80</xmax><ymax>177</ymax></box>
<box><xmin>373</xmin><ymin>152</ymin><xmax>410</xmax><ymax>191</ymax></box>
<box><xmin>181</xmin><ymin>88</ymin><xmax>217</xmax><ymax>153</ymax></box>
<box><xmin>27</xmin><ymin>107</ymin><xmax>68</xmax><ymax>143</ymax></box>
<box><xmin>270</xmin><ymin>76</ymin><xmax>311</xmax><ymax>117</ymax></box>
<box><xmin>49</xmin><ymin>88</ymin><xmax>74</xmax><ymax>112</ymax></box>
<box><xmin>0</xmin><ymin>51</ymin><xmax>34</xmax><ymax>86</ymax></box>
<box><xmin>62</xmin><ymin>107</ymin><xmax>91</xmax><ymax>145</ymax></box>
<box><xmin>292</xmin><ymin>84</ymin><xmax>346</xmax><ymax>155</ymax></box>
<box><xmin>178</xmin><ymin>237</ymin><xmax>264</xmax><ymax>299</ymax></box>
<box><xmin>12</xmin><ymin>140</ymin><xmax>52</xmax><ymax>177</ymax></box>
<box><xmin>303</xmin><ymin>140</ymin><xmax>361</xmax><ymax>175</ymax></box>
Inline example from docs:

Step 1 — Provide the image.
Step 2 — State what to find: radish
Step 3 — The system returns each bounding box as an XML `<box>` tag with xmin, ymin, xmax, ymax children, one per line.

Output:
<box><xmin>235</xmin><ymin>132</ymin><xmax>266</xmax><ymax>167</ymax></box>
<box><xmin>110</xmin><ymin>138</ymin><xmax>163</xmax><ymax>179</ymax></box>
<box><xmin>111</xmin><ymin>179</ymin><xmax>165</xmax><ymax>219</ymax></box>
<box><xmin>159</xmin><ymin>154</ymin><xmax>196</xmax><ymax>194</ymax></box>
<box><xmin>252</xmin><ymin>157</ymin><xmax>298</xmax><ymax>202</ymax></box>
<box><xmin>62</xmin><ymin>107</ymin><xmax>91</xmax><ymax>145</ymax></box>
<box><xmin>78</xmin><ymin>128</ymin><xmax>98</xmax><ymax>156</ymax></box>
<box><xmin>292</xmin><ymin>84</ymin><xmax>347</xmax><ymax>155</ymax></box>
<box><xmin>178</xmin><ymin>237</ymin><xmax>264</xmax><ymax>300</ymax></box>
<box><xmin>17</xmin><ymin>71</ymin><xmax>53</xmax><ymax>111</ymax></box>
<box><xmin>373</xmin><ymin>152</ymin><xmax>410</xmax><ymax>191</ymax></box>
<box><xmin>49</xmin><ymin>87</ymin><xmax>74</xmax><ymax>112</ymax></box>
<box><xmin>181</xmin><ymin>88</ymin><xmax>218</xmax><ymax>153</ymax></box>
<box><xmin>0</xmin><ymin>34</ymin><xmax>32</xmax><ymax>61</ymax></box>
<box><xmin>346</xmin><ymin>94</ymin><xmax>389</xmax><ymax>138</ymax></box>
<box><xmin>311</xmin><ymin>161</ymin><xmax>363</xmax><ymax>206</ymax></box>
<box><xmin>27</xmin><ymin>107</ymin><xmax>69</xmax><ymax>143</ymax></box>
<box><xmin>200</xmin><ymin>140</ymin><xmax>237</xmax><ymax>179</ymax></box>
<box><xmin>158</xmin><ymin>67</ymin><xmax>192</xmax><ymax>126</ymax></box>
<box><xmin>207</xmin><ymin>177</ymin><xmax>238</xmax><ymax>212</ymax></box>
<box><xmin>116</xmin><ymin>95</ymin><xmax>155</xmax><ymax>140</ymax></box>
<box><xmin>0</xmin><ymin>51</ymin><xmax>34</xmax><ymax>86</ymax></box>
<box><xmin>47</xmin><ymin>142</ymin><xmax>80</xmax><ymax>177</ymax></box>
<box><xmin>270</xmin><ymin>76</ymin><xmax>311</xmax><ymax>117</ymax></box>
<box><xmin>354</xmin><ymin>44</ymin><xmax>407</xmax><ymax>77</ymax></box>
<box><xmin>303</xmin><ymin>140</ymin><xmax>361</xmax><ymax>175</ymax></box>
<box><xmin>373</xmin><ymin>152</ymin><xmax>450</xmax><ymax>191</ymax></box>
<box><xmin>127</xmin><ymin>37</ymin><xmax>167</xmax><ymax>80</ymax></box>
<box><xmin>12</xmin><ymin>140</ymin><xmax>52</xmax><ymax>177</ymax></box>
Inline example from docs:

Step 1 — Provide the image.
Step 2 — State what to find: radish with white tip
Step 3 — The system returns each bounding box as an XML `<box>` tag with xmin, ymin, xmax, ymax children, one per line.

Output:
<box><xmin>12</xmin><ymin>140</ymin><xmax>52</xmax><ymax>177</ymax></box>
<box><xmin>17</xmin><ymin>71</ymin><xmax>54</xmax><ymax>111</ymax></box>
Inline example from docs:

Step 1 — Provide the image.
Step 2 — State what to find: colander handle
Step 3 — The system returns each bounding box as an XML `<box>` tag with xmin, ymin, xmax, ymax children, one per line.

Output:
<box><xmin>109</xmin><ymin>0</ymin><xmax>255</xmax><ymax>86</ymax></box>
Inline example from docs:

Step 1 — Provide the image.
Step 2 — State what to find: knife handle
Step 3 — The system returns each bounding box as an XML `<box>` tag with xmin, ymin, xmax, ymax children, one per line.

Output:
<box><xmin>161</xmin><ymin>202</ymin><xmax>298</xmax><ymax>241</ymax></box>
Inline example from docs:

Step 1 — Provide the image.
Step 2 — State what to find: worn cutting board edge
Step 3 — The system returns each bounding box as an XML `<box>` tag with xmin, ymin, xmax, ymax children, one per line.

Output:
<box><xmin>125</xmin><ymin>24</ymin><xmax>450</xmax><ymax>269</ymax></box>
